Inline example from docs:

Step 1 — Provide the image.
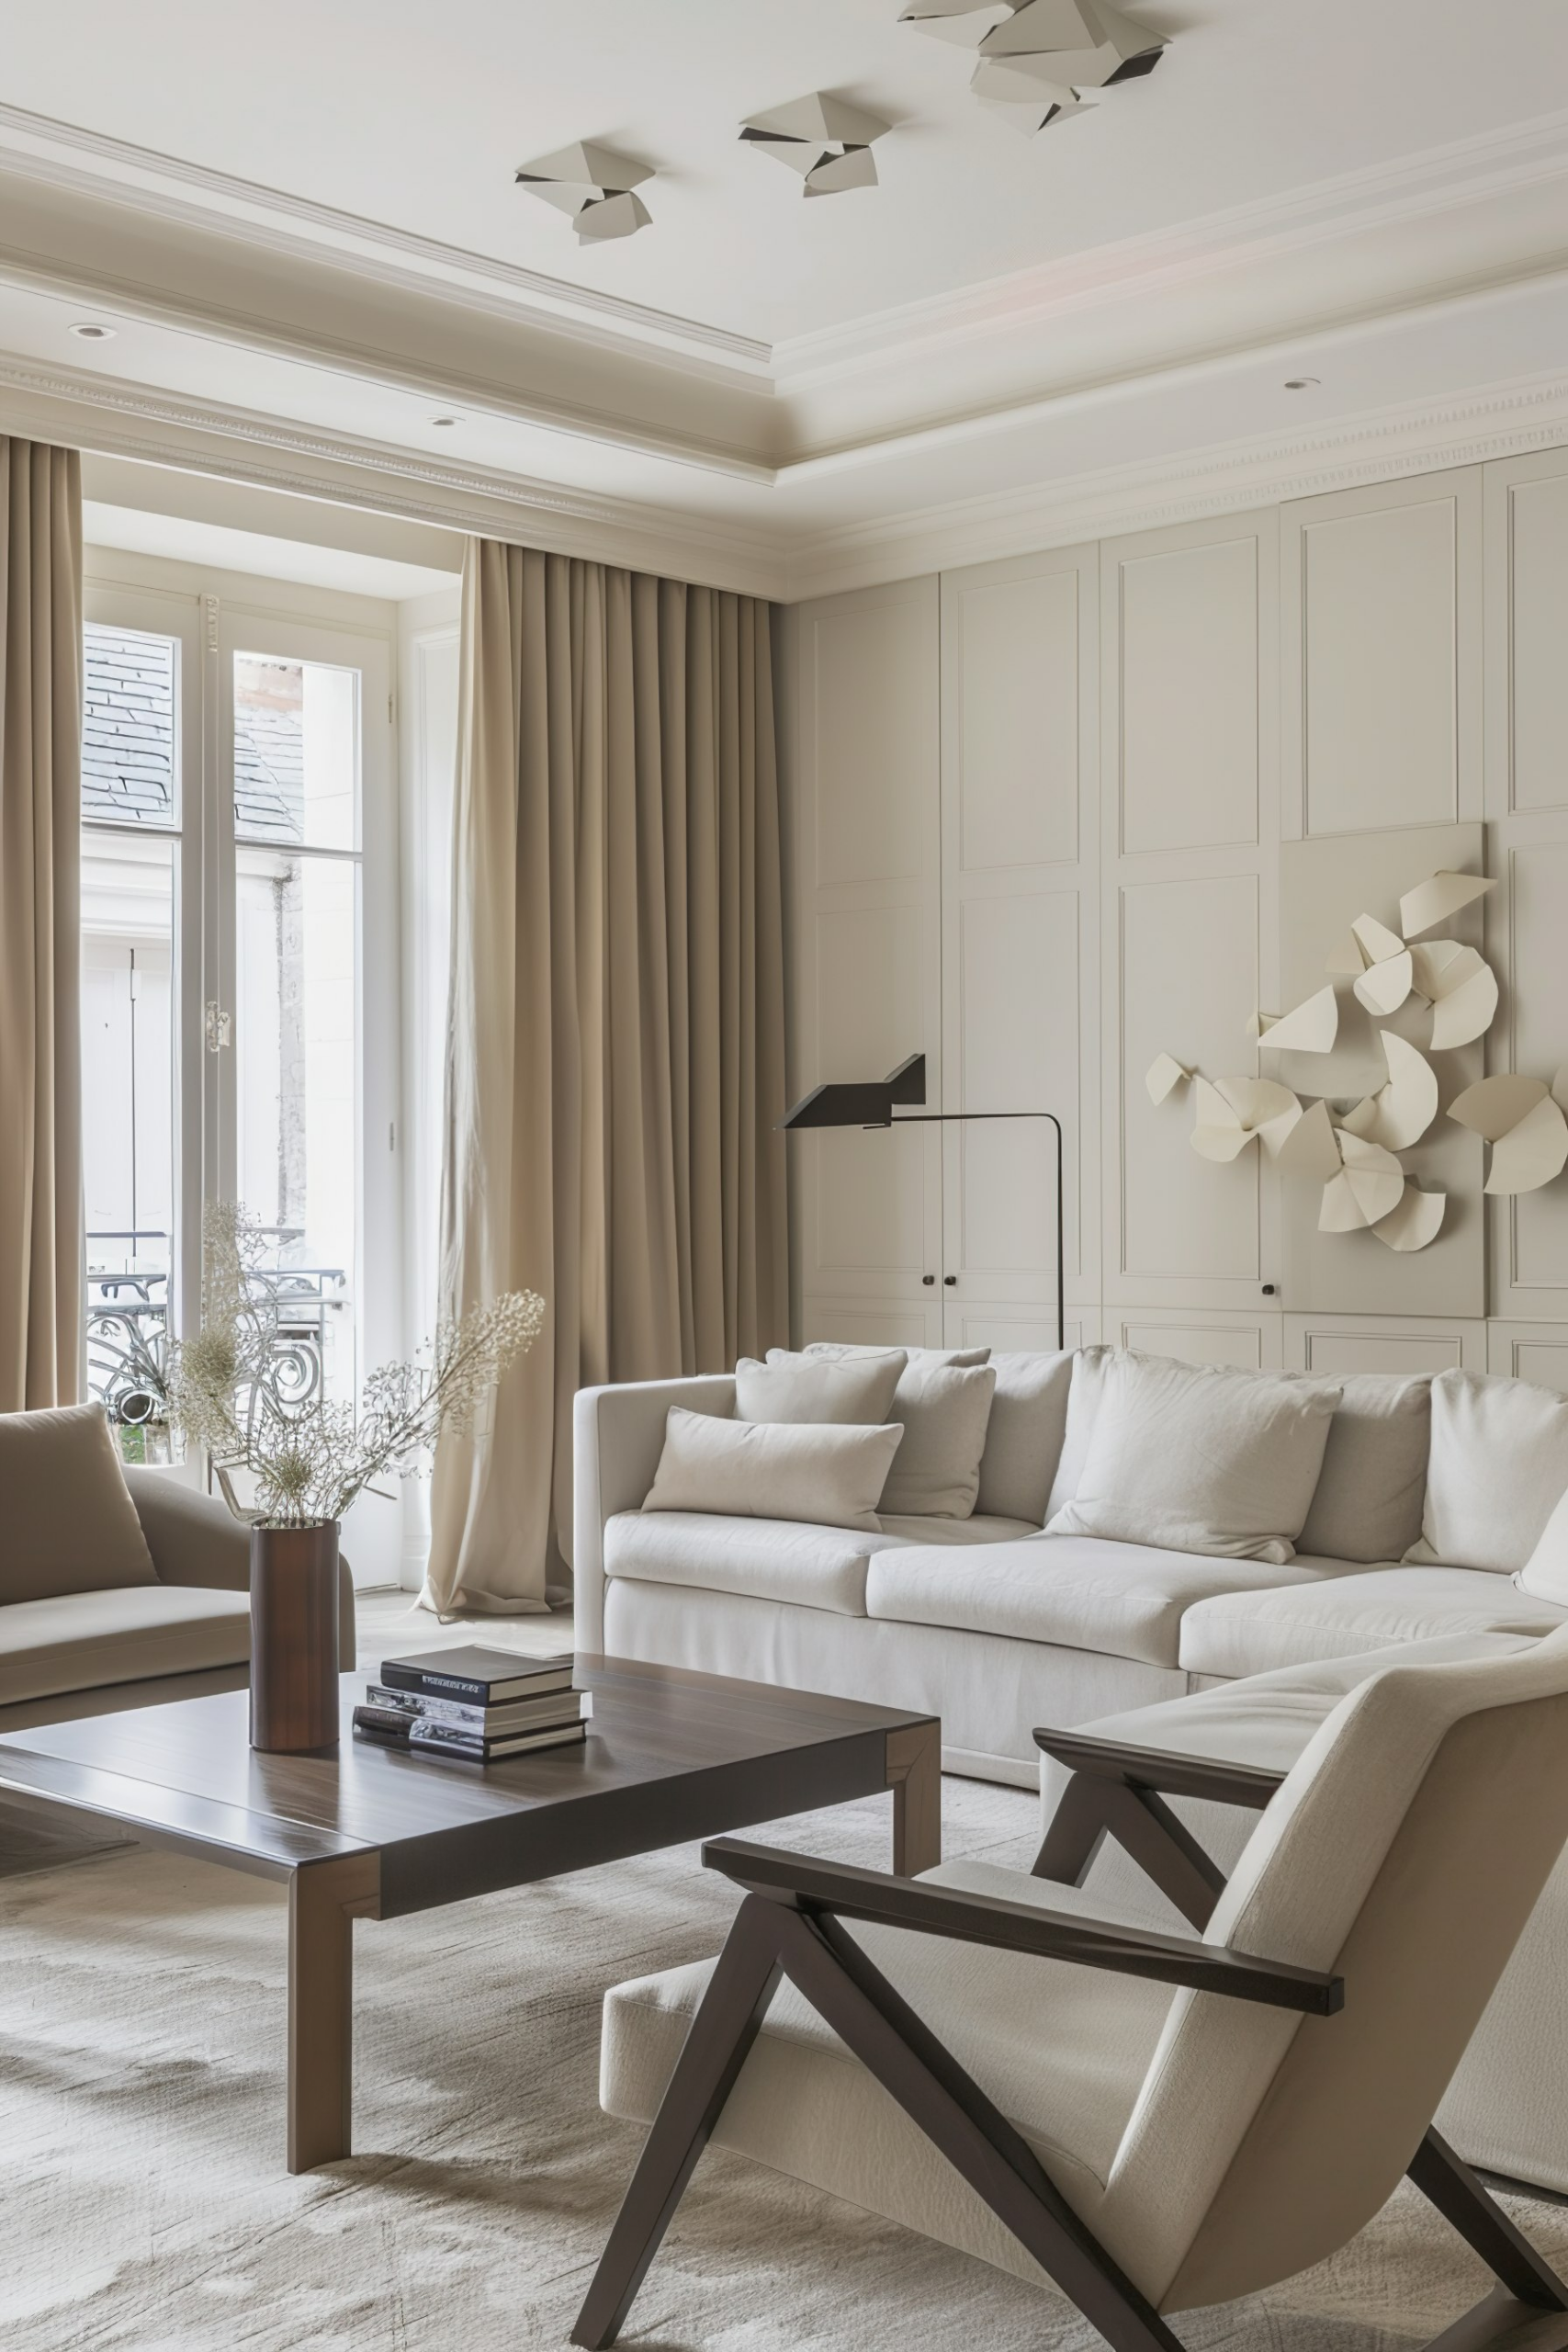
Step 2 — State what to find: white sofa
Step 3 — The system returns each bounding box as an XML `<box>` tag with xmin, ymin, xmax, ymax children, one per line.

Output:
<box><xmin>573</xmin><ymin>1353</ymin><xmax>1567</xmax><ymax>1789</ymax></box>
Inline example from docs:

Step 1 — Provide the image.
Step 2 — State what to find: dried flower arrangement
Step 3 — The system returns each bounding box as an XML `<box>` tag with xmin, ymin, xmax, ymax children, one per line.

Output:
<box><xmin>168</xmin><ymin>1203</ymin><xmax>542</xmax><ymax>1529</ymax></box>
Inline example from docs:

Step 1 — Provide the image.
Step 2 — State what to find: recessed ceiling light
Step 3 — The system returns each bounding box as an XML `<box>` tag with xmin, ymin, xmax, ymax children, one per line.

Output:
<box><xmin>1284</xmin><ymin>377</ymin><xmax>1320</xmax><ymax>390</ymax></box>
<box><xmin>70</xmin><ymin>322</ymin><xmax>116</xmax><ymax>341</ymax></box>
<box><xmin>430</xmin><ymin>415</ymin><xmax>458</xmax><ymax>428</ymax></box>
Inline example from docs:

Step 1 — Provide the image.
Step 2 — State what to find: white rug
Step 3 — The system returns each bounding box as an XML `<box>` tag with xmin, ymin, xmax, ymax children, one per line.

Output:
<box><xmin>2</xmin><ymin>1772</ymin><xmax>1564</xmax><ymax>2352</ymax></box>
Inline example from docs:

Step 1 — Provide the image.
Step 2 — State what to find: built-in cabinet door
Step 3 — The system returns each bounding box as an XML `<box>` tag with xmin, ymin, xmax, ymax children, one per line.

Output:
<box><xmin>938</xmin><ymin>544</ymin><xmax>1099</xmax><ymax>1346</ymax></box>
<box><xmin>794</xmin><ymin>576</ymin><xmax>943</xmax><ymax>1341</ymax></box>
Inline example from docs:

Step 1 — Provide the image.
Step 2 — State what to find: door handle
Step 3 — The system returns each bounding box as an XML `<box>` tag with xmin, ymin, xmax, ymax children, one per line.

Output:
<box><xmin>921</xmin><ymin>1273</ymin><xmax>935</xmax><ymax>1286</ymax></box>
<box><xmin>943</xmin><ymin>1275</ymin><xmax>957</xmax><ymax>1286</ymax></box>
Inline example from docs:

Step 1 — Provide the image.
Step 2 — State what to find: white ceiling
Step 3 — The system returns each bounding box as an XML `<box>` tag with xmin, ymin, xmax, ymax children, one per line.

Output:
<box><xmin>1</xmin><ymin>0</ymin><xmax>1566</xmax><ymax>594</ymax></box>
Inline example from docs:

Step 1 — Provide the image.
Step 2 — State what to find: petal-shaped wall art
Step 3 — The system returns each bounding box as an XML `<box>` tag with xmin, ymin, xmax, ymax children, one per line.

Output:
<box><xmin>1372</xmin><ymin>1182</ymin><xmax>1447</xmax><ymax>1251</ymax></box>
<box><xmin>1319</xmin><ymin>1131</ymin><xmax>1405</xmax><ymax>1231</ymax></box>
<box><xmin>1449</xmin><ymin>1075</ymin><xmax>1568</xmax><ymax>1195</ymax></box>
<box><xmin>1407</xmin><ymin>939</ymin><xmax>1499</xmax><ymax>1049</ymax></box>
<box><xmin>1145</xmin><ymin>1051</ymin><xmax>1190</xmax><ymax>1104</ymax></box>
<box><xmin>1278</xmin><ymin>1095</ymin><xmax>1343</xmax><ymax>1182</ymax></box>
<box><xmin>1190</xmin><ymin>1077</ymin><xmax>1301</xmax><ymax>1163</ymax></box>
<box><xmin>1340</xmin><ymin>1032</ymin><xmax>1439</xmax><ymax>1153</ymax></box>
<box><xmin>1257</xmin><ymin>985</ymin><xmax>1338</xmax><ymax>1054</ymax></box>
<box><xmin>1399</xmin><ymin>870</ymin><xmax>1497</xmax><ymax>940</ymax></box>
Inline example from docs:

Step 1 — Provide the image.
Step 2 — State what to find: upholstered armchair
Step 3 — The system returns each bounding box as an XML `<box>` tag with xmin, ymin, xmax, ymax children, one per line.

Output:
<box><xmin>576</xmin><ymin>1631</ymin><xmax>1568</xmax><ymax>2352</ymax></box>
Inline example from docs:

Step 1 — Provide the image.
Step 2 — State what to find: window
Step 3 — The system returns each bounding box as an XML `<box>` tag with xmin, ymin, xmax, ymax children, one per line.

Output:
<box><xmin>80</xmin><ymin>572</ymin><xmax>398</xmax><ymax>1576</ymax></box>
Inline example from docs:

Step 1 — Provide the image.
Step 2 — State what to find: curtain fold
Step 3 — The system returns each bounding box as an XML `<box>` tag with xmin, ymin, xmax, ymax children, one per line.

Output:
<box><xmin>0</xmin><ymin>438</ymin><xmax>84</xmax><ymax>1412</ymax></box>
<box><xmin>426</xmin><ymin>542</ymin><xmax>788</xmax><ymax>1615</ymax></box>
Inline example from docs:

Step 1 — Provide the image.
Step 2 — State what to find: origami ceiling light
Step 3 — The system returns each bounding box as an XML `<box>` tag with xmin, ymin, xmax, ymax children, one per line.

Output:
<box><xmin>739</xmin><ymin>96</ymin><xmax>889</xmax><ymax>196</ymax></box>
<box><xmin>900</xmin><ymin>0</ymin><xmax>1167</xmax><ymax>134</ymax></box>
<box><xmin>1190</xmin><ymin>1078</ymin><xmax>1302</xmax><ymax>1164</ymax></box>
<box><xmin>514</xmin><ymin>142</ymin><xmax>654</xmax><ymax>242</ymax></box>
<box><xmin>1449</xmin><ymin>1074</ymin><xmax>1568</xmax><ymax>1196</ymax></box>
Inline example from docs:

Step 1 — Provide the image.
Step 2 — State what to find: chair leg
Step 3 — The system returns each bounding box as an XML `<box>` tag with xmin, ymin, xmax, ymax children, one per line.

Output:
<box><xmin>1410</xmin><ymin>2131</ymin><xmax>1568</xmax><ymax>2331</ymax></box>
<box><xmin>1034</xmin><ymin>1775</ymin><xmax>1227</xmax><ymax>1932</ymax></box>
<box><xmin>571</xmin><ymin>1896</ymin><xmax>783</xmax><ymax>2350</ymax></box>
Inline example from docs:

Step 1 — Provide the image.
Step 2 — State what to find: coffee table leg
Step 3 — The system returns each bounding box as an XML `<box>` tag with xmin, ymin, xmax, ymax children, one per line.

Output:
<box><xmin>288</xmin><ymin>1853</ymin><xmax>380</xmax><ymax>2174</ymax></box>
<box><xmin>885</xmin><ymin>1722</ymin><xmax>942</xmax><ymax>1876</ymax></box>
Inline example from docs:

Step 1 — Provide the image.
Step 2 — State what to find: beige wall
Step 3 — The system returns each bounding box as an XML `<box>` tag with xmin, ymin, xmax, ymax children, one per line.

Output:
<box><xmin>787</xmin><ymin>444</ymin><xmax>1568</xmax><ymax>1384</ymax></box>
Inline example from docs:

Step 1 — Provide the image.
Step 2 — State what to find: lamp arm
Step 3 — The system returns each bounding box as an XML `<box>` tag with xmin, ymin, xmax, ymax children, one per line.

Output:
<box><xmin>886</xmin><ymin>1111</ymin><xmax>1066</xmax><ymax>1354</ymax></box>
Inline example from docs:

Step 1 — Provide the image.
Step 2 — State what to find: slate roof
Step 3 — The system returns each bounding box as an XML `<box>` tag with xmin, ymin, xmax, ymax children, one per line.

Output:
<box><xmin>82</xmin><ymin>627</ymin><xmax>306</xmax><ymax>842</ymax></box>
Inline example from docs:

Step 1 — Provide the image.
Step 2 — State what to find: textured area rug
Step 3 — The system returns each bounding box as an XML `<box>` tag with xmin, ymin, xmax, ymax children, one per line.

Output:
<box><xmin>2</xmin><ymin>1772</ymin><xmax>1564</xmax><ymax>2352</ymax></box>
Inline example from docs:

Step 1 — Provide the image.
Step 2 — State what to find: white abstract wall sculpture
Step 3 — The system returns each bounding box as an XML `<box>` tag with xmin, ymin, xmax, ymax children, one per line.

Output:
<box><xmin>899</xmin><ymin>0</ymin><xmax>1167</xmax><ymax>135</ymax></box>
<box><xmin>514</xmin><ymin>143</ymin><xmax>655</xmax><ymax>242</ymax></box>
<box><xmin>1149</xmin><ymin>865</ymin><xmax>1529</xmax><ymax>1253</ymax></box>
<box><xmin>739</xmin><ymin>96</ymin><xmax>889</xmax><ymax>195</ymax></box>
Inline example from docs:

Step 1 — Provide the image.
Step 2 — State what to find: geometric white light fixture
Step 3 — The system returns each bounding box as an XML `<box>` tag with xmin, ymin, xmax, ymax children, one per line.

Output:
<box><xmin>900</xmin><ymin>0</ymin><xmax>1168</xmax><ymax>134</ymax></box>
<box><xmin>739</xmin><ymin>95</ymin><xmax>889</xmax><ymax>196</ymax></box>
<box><xmin>514</xmin><ymin>142</ymin><xmax>655</xmax><ymax>242</ymax></box>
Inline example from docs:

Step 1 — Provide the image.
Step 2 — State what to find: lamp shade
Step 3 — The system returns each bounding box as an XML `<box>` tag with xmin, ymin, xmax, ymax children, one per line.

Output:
<box><xmin>780</xmin><ymin>1054</ymin><xmax>927</xmax><ymax>1130</ymax></box>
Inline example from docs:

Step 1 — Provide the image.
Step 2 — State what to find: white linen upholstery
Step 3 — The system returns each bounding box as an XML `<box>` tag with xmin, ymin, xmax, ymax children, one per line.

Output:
<box><xmin>0</xmin><ymin>1585</ymin><xmax>251</xmax><ymax>1708</ymax></box>
<box><xmin>1179</xmin><ymin>1565</ymin><xmax>1564</xmax><ymax>1679</ymax></box>
<box><xmin>866</xmin><ymin>1535</ymin><xmax>1357</xmax><ymax>1669</ymax></box>
<box><xmin>875</xmin><ymin>1359</ymin><xmax>998</xmax><ymax>1519</ymax></box>
<box><xmin>604</xmin><ymin>1511</ymin><xmax>878</xmax><ymax>1615</ymax></box>
<box><xmin>1406</xmin><ymin>1367</ymin><xmax>1568</xmax><ymax>1574</ymax></box>
<box><xmin>741</xmin><ymin>1349</ymin><xmax>905</xmax><ymax>1424</ymax></box>
<box><xmin>1046</xmin><ymin>1352</ymin><xmax>1341</xmax><ymax>1564</ymax></box>
<box><xmin>1517</xmin><ymin>1481</ymin><xmax>1568</xmax><ymax>1607</ymax></box>
<box><xmin>803</xmin><ymin>1343</ymin><xmax>989</xmax><ymax>1368</ymax></box>
<box><xmin>1297</xmin><ymin>1373</ymin><xmax>1431</xmax><ymax>1564</ymax></box>
<box><xmin>0</xmin><ymin>1401</ymin><xmax>159</xmax><ymax>1603</ymax></box>
<box><xmin>573</xmin><ymin>1375</ymin><xmax>736</xmax><ymax>1650</ymax></box>
<box><xmin>641</xmin><ymin>1407</ymin><xmax>903</xmax><ymax>1533</ymax></box>
<box><xmin>601</xmin><ymin>1865</ymin><xmax>1177</xmax><ymax>2296</ymax></box>
<box><xmin>975</xmin><ymin>1351</ymin><xmax>1074</xmax><ymax>1526</ymax></box>
<box><xmin>603</xmin><ymin>1574</ymin><xmax>1182</xmax><ymax>1783</ymax></box>
<box><xmin>1043</xmin><ymin>1344</ymin><xmax>1111</xmax><ymax>1521</ymax></box>
<box><xmin>874</xmin><ymin>1512</ymin><xmax>1038</xmax><ymax>1545</ymax></box>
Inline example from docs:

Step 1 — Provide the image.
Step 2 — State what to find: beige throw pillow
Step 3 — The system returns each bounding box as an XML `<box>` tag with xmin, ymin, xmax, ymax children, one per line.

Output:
<box><xmin>1406</xmin><ymin>1369</ymin><xmax>1568</xmax><ymax>1576</ymax></box>
<box><xmin>642</xmin><ymin>1407</ymin><xmax>903</xmax><ymax>1532</ymax></box>
<box><xmin>976</xmin><ymin>1350</ymin><xmax>1075</xmax><ymax>1526</ymax></box>
<box><xmin>740</xmin><ymin>1349</ymin><xmax>905</xmax><ymax>1425</ymax></box>
<box><xmin>877</xmin><ymin>1360</ymin><xmax>998</xmax><ymax>1519</ymax></box>
<box><xmin>1296</xmin><ymin>1373</ymin><xmax>1431</xmax><ymax>1564</ymax></box>
<box><xmin>1045</xmin><ymin>1351</ymin><xmax>1342</xmax><ymax>1564</ymax></box>
<box><xmin>0</xmin><ymin>1402</ymin><xmax>160</xmax><ymax>1604</ymax></box>
<box><xmin>1516</xmin><ymin>1481</ymin><xmax>1568</xmax><ymax>1609</ymax></box>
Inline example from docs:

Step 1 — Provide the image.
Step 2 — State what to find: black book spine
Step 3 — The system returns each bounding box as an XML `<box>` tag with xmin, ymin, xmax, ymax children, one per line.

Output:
<box><xmin>378</xmin><ymin>1663</ymin><xmax>492</xmax><ymax>1702</ymax></box>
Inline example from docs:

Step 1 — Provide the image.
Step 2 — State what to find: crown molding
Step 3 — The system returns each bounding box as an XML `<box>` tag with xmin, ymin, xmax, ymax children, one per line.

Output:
<box><xmin>0</xmin><ymin>100</ymin><xmax>773</xmax><ymax>382</ymax></box>
<box><xmin>782</xmin><ymin>370</ymin><xmax>1568</xmax><ymax>598</ymax></box>
<box><xmin>773</xmin><ymin>106</ymin><xmax>1568</xmax><ymax>385</ymax></box>
<box><xmin>0</xmin><ymin>356</ymin><xmax>788</xmax><ymax>600</ymax></box>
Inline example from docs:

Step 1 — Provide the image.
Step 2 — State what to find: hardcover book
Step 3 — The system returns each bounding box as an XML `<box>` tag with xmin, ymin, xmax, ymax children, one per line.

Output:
<box><xmin>378</xmin><ymin>1646</ymin><xmax>575</xmax><ymax>1705</ymax></box>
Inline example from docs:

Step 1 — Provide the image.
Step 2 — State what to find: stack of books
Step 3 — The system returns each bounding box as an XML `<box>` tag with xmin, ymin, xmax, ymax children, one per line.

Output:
<box><xmin>352</xmin><ymin>1646</ymin><xmax>589</xmax><ymax>1767</ymax></box>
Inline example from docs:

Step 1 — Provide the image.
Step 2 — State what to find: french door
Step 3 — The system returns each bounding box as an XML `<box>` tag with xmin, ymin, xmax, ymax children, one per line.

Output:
<box><xmin>80</xmin><ymin>575</ymin><xmax>399</xmax><ymax>1582</ymax></box>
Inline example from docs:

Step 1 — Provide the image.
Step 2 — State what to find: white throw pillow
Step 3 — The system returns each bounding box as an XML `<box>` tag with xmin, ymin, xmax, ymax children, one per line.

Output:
<box><xmin>1296</xmin><ymin>1373</ymin><xmax>1432</xmax><ymax>1565</ymax></box>
<box><xmin>877</xmin><ymin>1360</ymin><xmax>998</xmax><ymax>1520</ymax></box>
<box><xmin>1043</xmin><ymin>1345</ymin><xmax>1114</xmax><ymax>1521</ymax></box>
<box><xmin>739</xmin><ymin>1349</ymin><xmax>905</xmax><ymax>1425</ymax></box>
<box><xmin>642</xmin><ymin>1408</ymin><xmax>903</xmax><ymax>1533</ymax></box>
<box><xmin>1406</xmin><ymin>1369</ymin><xmax>1568</xmax><ymax>1576</ymax></box>
<box><xmin>1516</xmin><ymin>1481</ymin><xmax>1568</xmax><ymax>1608</ymax></box>
<box><xmin>975</xmin><ymin>1351</ymin><xmax>1075</xmax><ymax>1527</ymax></box>
<box><xmin>1045</xmin><ymin>1351</ymin><xmax>1342</xmax><ymax>1564</ymax></box>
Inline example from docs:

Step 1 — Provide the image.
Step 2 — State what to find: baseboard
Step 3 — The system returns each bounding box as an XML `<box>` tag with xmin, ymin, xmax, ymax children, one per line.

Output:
<box><xmin>941</xmin><ymin>1744</ymin><xmax>1039</xmax><ymax>1791</ymax></box>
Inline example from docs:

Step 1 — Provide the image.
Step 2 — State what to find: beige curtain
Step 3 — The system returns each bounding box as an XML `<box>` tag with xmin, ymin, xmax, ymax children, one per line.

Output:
<box><xmin>0</xmin><ymin>439</ymin><xmax>83</xmax><ymax>1412</ymax></box>
<box><xmin>425</xmin><ymin>541</ymin><xmax>788</xmax><ymax>1614</ymax></box>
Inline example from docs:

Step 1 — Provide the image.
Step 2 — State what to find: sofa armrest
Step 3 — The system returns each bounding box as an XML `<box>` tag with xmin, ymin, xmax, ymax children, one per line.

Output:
<box><xmin>572</xmin><ymin>1376</ymin><xmax>737</xmax><ymax>1650</ymax></box>
<box><xmin>122</xmin><ymin>1468</ymin><xmax>356</xmax><ymax>1670</ymax></box>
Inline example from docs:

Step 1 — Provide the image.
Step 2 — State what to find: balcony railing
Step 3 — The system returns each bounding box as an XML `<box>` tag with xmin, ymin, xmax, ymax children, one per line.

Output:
<box><xmin>86</xmin><ymin>1227</ymin><xmax>349</xmax><ymax>1462</ymax></box>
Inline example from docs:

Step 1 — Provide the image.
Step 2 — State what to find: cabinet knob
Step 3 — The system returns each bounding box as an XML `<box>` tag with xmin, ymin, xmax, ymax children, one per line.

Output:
<box><xmin>921</xmin><ymin>1273</ymin><xmax>935</xmax><ymax>1286</ymax></box>
<box><xmin>943</xmin><ymin>1274</ymin><xmax>957</xmax><ymax>1287</ymax></box>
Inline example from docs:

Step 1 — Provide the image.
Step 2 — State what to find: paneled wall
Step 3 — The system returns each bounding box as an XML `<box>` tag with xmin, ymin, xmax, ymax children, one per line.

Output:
<box><xmin>788</xmin><ymin>442</ymin><xmax>1568</xmax><ymax>1387</ymax></box>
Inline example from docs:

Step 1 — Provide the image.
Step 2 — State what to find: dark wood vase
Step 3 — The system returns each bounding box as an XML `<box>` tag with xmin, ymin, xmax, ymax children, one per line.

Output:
<box><xmin>250</xmin><ymin>1521</ymin><xmax>342</xmax><ymax>1753</ymax></box>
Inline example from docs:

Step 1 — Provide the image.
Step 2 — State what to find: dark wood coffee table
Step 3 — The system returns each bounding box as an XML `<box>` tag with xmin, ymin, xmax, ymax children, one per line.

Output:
<box><xmin>0</xmin><ymin>1655</ymin><xmax>939</xmax><ymax>2173</ymax></box>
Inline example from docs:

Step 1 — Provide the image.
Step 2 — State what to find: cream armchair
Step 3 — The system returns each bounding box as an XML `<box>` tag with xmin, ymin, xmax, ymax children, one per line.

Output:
<box><xmin>576</xmin><ymin>1632</ymin><xmax>1568</xmax><ymax>2352</ymax></box>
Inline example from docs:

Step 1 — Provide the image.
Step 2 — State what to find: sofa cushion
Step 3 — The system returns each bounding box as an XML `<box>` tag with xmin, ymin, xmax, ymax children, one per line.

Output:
<box><xmin>741</xmin><ymin>1350</ymin><xmax>905</xmax><ymax>1425</ymax></box>
<box><xmin>0</xmin><ymin>1402</ymin><xmax>159</xmax><ymax>1605</ymax></box>
<box><xmin>0</xmin><ymin>1585</ymin><xmax>251</xmax><ymax>1707</ymax></box>
<box><xmin>604</xmin><ymin>1510</ymin><xmax>880</xmax><ymax>1615</ymax></box>
<box><xmin>1045</xmin><ymin>1352</ymin><xmax>1341</xmax><ymax>1565</ymax></box>
<box><xmin>1518</xmin><ymin>1481</ymin><xmax>1568</xmax><ymax>1608</ymax></box>
<box><xmin>1044</xmin><ymin>1345</ymin><xmax>1112</xmax><ymax>1520</ymax></box>
<box><xmin>865</xmin><ymin>1535</ymin><xmax>1358</xmax><ymax>1669</ymax></box>
<box><xmin>1406</xmin><ymin>1369</ymin><xmax>1568</xmax><ymax>1575</ymax></box>
<box><xmin>1178</xmin><ymin>1566</ymin><xmax>1565</xmax><ymax>1680</ymax></box>
<box><xmin>875</xmin><ymin>1512</ymin><xmax>1039</xmax><ymax>1545</ymax></box>
<box><xmin>976</xmin><ymin>1351</ymin><xmax>1074</xmax><ymax>1527</ymax></box>
<box><xmin>642</xmin><ymin>1408</ymin><xmax>902</xmax><ymax>1533</ymax></box>
<box><xmin>875</xmin><ymin>1359</ymin><xmax>998</xmax><ymax>1519</ymax></box>
<box><xmin>1297</xmin><ymin>1373</ymin><xmax>1431</xmax><ymax>1566</ymax></box>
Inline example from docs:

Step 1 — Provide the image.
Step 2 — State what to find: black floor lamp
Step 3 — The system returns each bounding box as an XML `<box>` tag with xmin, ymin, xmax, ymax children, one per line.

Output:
<box><xmin>781</xmin><ymin>1054</ymin><xmax>1066</xmax><ymax>1352</ymax></box>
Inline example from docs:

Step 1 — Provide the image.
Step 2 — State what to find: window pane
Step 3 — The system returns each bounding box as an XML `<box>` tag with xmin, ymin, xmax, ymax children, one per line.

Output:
<box><xmin>234</xmin><ymin>654</ymin><xmax>359</xmax><ymax>850</ymax></box>
<box><xmin>82</xmin><ymin>831</ymin><xmax>175</xmax><ymax>1459</ymax></box>
<box><xmin>235</xmin><ymin>846</ymin><xmax>358</xmax><ymax>1408</ymax></box>
<box><xmin>84</xmin><ymin>624</ymin><xmax>177</xmax><ymax>830</ymax></box>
